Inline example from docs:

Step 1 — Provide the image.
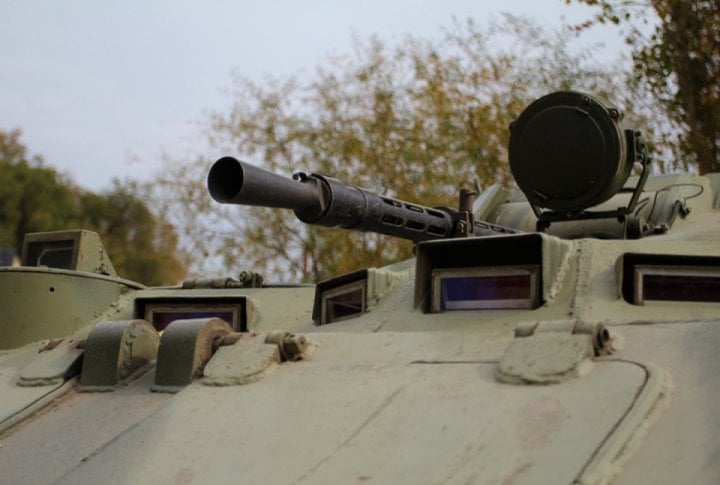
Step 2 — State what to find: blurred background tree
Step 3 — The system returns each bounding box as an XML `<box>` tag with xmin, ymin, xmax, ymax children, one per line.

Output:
<box><xmin>157</xmin><ymin>17</ymin><xmax>640</xmax><ymax>283</ymax></box>
<box><xmin>569</xmin><ymin>0</ymin><xmax>719</xmax><ymax>173</ymax></box>
<box><xmin>0</xmin><ymin>129</ymin><xmax>186</xmax><ymax>284</ymax></box>
<box><xmin>78</xmin><ymin>181</ymin><xmax>186</xmax><ymax>286</ymax></box>
<box><xmin>9</xmin><ymin>7</ymin><xmax>714</xmax><ymax>284</ymax></box>
<box><xmin>0</xmin><ymin>130</ymin><xmax>80</xmax><ymax>251</ymax></box>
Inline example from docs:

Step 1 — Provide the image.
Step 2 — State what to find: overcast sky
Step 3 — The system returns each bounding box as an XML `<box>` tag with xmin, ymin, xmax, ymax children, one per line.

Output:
<box><xmin>0</xmin><ymin>0</ymin><xmax>629</xmax><ymax>191</ymax></box>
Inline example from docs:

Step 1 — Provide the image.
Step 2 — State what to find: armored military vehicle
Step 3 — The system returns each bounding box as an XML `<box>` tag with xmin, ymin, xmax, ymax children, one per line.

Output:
<box><xmin>1</xmin><ymin>91</ymin><xmax>719</xmax><ymax>484</ymax></box>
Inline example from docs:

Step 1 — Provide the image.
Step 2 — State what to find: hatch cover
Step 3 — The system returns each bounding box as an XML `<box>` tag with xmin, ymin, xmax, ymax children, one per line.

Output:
<box><xmin>51</xmin><ymin>333</ymin><xmax>659</xmax><ymax>485</ymax></box>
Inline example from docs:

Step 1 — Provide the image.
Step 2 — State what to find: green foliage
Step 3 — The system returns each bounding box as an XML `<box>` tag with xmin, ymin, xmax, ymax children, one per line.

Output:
<box><xmin>79</xmin><ymin>181</ymin><xmax>186</xmax><ymax>286</ymax></box>
<box><xmin>568</xmin><ymin>0</ymin><xmax>720</xmax><ymax>173</ymax></box>
<box><xmin>0</xmin><ymin>130</ymin><xmax>186</xmax><ymax>285</ymax></box>
<box><xmin>0</xmin><ymin>130</ymin><xmax>80</xmax><ymax>249</ymax></box>
<box><xmin>165</xmin><ymin>17</ymin><xmax>626</xmax><ymax>283</ymax></box>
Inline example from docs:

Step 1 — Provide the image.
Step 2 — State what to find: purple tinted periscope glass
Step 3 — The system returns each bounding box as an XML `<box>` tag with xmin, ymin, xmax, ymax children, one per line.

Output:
<box><xmin>441</xmin><ymin>274</ymin><xmax>533</xmax><ymax>311</ymax></box>
<box><xmin>152</xmin><ymin>310</ymin><xmax>234</xmax><ymax>332</ymax></box>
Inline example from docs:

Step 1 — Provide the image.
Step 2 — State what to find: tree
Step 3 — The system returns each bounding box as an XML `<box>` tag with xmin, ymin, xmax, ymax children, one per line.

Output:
<box><xmin>159</xmin><ymin>17</ymin><xmax>635</xmax><ymax>282</ymax></box>
<box><xmin>0</xmin><ymin>130</ymin><xmax>186</xmax><ymax>284</ymax></box>
<box><xmin>569</xmin><ymin>0</ymin><xmax>720</xmax><ymax>173</ymax></box>
<box><xmin>0</xmin><ymin>129</ymin><xmax>80</xmax><ymax>250</ymax></box>
<box><xmin>79</xmin><ymin>181</ymin><xmax>187</xmax><ymax>286</ymax></box>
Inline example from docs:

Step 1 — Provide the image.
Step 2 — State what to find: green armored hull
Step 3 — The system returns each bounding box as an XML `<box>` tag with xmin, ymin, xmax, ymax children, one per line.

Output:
<box><xmin>1</xmin><ymin>92</ymin><xmax>719</xmax><ymax>484</ymax></box>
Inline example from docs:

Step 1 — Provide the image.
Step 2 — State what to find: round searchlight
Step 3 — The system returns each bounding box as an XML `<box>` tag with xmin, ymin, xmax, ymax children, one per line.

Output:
<box><xmin>508</xmin><ymin>91</ymin><xmax>631</xmax><ymax>213</ymax></box>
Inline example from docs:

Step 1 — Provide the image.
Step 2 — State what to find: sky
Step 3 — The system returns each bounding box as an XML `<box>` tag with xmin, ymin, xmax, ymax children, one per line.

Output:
<box><xmin>0</xmin><ymin>0</ymin><xmax>630</xmax><ymax>192</ymax></box>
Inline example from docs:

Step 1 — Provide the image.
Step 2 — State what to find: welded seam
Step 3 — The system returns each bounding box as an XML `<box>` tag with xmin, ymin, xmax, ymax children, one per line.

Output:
<box><xmin>295</xmin><ymin>386</ymin><xmax>405</xmax><ymax>483</ymax></box>
<box><xmin>573</xmin><ymin>359</ymin><xmax>668</xmax><ymax>485</ymax></box>
<box><xmin>0</xmin><ymin>378</ymin><xmax>73</xmax><ymax>436</ymax></box>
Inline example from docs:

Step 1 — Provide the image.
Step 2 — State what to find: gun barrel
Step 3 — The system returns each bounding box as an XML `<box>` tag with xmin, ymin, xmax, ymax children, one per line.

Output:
<box><xmin>208</xmin><ymin>157</ymin><xmax>520</xmax><ymax>242</ymax></box>
<box><xmin>208</xmin><ymin>157</ymin><xmax>322</xmax><ymax>212</ymax></box>
<box><xmin>208</xmin><ymin>157</ymin><xmax>459</xmax><ymax>242</ymax></box>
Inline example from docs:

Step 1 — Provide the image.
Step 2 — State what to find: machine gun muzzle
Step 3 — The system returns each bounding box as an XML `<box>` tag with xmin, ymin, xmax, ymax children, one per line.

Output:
<box><xmin>208</xmin><ymin>157</ymin><xmax>518</xmax><ymax>242</ymax></box>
